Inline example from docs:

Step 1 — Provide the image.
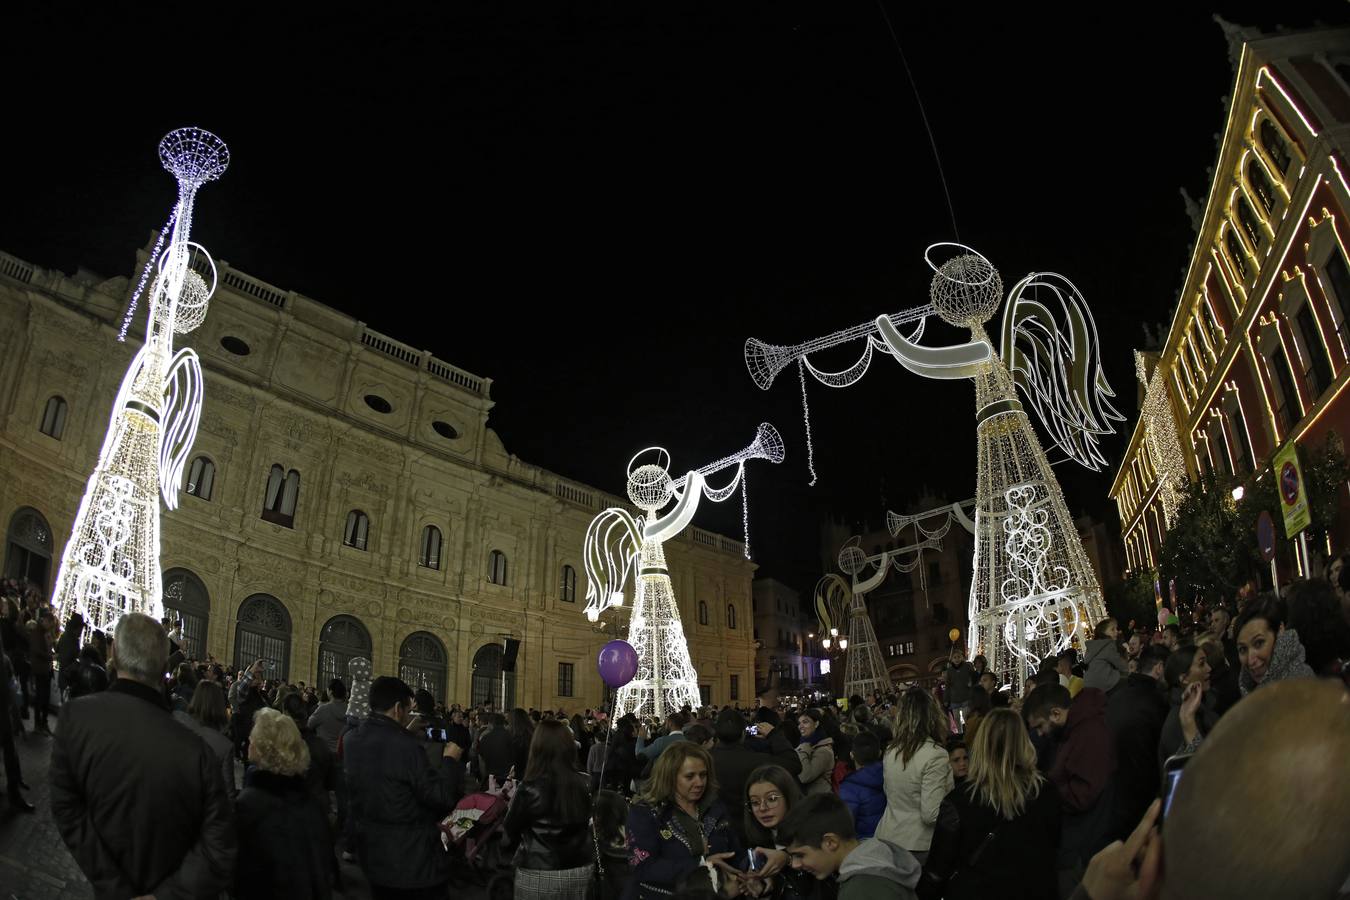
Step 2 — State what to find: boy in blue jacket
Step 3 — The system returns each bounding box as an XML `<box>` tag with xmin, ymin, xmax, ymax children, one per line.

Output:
<box><xmin>838</xmin><ymin>730</ymin><xmax>886</xmax><ymax>839</ymax></box>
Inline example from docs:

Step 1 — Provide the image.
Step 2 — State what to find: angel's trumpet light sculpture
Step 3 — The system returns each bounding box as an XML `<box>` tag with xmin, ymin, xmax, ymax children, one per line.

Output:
<box><xmin>751</xmin><ymin>244</ymin><xmax>1123</xmax><ymax>695</ymax></box>
<box><xmin>583</xmin><ymin>423</ymin><xmax>784</xmax><ymax>719</ymax></box>
<box><xmin>53</xmin><ymin>127</ymin><xmax>228</xmax><ymax>635</ymax></box>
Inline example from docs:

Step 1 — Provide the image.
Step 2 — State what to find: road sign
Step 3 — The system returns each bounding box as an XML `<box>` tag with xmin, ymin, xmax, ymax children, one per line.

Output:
<box><xmin>1257</xmin><ymin>509</ymin><xmax>1276</xmax><ymax>563</ymax></box>
<box><xmin>1273</xmin><ymin>442</ymin><xmax>1311</xmax><ymax>537</ymax></box>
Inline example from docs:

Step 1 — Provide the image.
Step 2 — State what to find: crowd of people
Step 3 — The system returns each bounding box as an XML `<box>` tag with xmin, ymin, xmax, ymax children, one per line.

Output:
<box><xmin>1</xmin><ymin>572</ymin><xmax>1349</xmax><ymax>899</ymax></box>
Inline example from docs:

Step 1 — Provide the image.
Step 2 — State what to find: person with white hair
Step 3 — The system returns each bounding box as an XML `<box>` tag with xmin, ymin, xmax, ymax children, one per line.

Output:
<box><xmin>50</xmin><ymin>613</ymin><xmax>236</xmax><ymax>898</ymax></box>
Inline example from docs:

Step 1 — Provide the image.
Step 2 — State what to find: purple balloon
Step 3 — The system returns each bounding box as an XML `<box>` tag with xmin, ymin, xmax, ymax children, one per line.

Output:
<box><xmin>598</xmin><ymin>639</ymin><xmax>639</xmax><ymax>689</ymax></box>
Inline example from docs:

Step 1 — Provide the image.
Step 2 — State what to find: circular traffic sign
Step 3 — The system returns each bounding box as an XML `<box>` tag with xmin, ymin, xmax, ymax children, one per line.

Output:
<box><xmin>1280</xmin><ymin>461</ymin><xmax>1301</xmax><ymax>506</ymax></box>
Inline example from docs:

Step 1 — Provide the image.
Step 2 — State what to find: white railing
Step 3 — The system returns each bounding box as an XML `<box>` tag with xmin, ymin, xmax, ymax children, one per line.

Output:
<box><xmin>221</xmin><ymin>268</ymin><xmax>287</xmax><ymax>309</ymax></box>
<box><xmin>427</xmin><ymin>356</ymin><xmax>487</xmax><ymax>394</ymax></box>
<box><xmin>554</xmin><ymin>481</ymin><xmax>594</xmax><ymax>508</ymax></box>
<box><xmin>0</xmin><ymin>252</ymin><xmax>35</xmax><ymax>285</ymax></box>
<box><xmin>360</xmin><ymin>328</ymin><xmax>420</xmax><ymax>366</ymax></box>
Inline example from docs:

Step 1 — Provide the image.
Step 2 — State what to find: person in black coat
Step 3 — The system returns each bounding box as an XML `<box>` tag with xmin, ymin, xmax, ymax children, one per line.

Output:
<box><xmin>503</xmin><ymin>719</ymin><xmax>596</xmax><ymax>899</ymax></box>
<box><xmin>235</xmin><ymin>707</ymin><xmax>334</xmax><ymax>899</ymax></box>
<box><xmin>55</xmin><ymin>611</ymin><xmax>84</xmax><ymax>695</ymax></box>
<box><xmin>475</xmin><ymin>712</ymin><xmax>514</xmax><ymax>785</ymax></box>
<box><xmin>710</xmin><ymin>708</ymin><xmax>800</xmax><ymax>846</ymax></box>
<box><xmin>49</xmin><ymin>613</ymin><xmax>236</xmax><ymax>898</ymax></box>
<box><xmin>924</xmin><ymin>709</ymin><xmax>1060</xmax><ymax>900</ymax></box>
<box><xmin>0</xmin><ymin>643</ymin><xmax>33</xmax><ymax>811</ymax></box>
<box><xmin>343</xmin><ymin>676</ymin><xmax>465</xmax><ymax>898</ymax></box>
<box><xmin>1105</xmin><ymin>646</ymin><xmax>1170</xmax><ymax>841</ymax></box>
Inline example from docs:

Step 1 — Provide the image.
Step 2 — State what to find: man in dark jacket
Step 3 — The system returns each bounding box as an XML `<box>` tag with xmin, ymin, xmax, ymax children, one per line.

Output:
<box><xmin>1025</xmin><ymin>683</ymin><xmax>1115</xmax><ymax>896</ymax></box>
<box><xmin>1105</xmin><ymin>645</ymin><xmax>1169</xmax><ymax>840</ymax></box>
<box><xmin>710</xmin><ymin>708</ymin><xmax>799</xmax><ymax>844</ymax></box>
<box><xmin>49</xmin><ymin>613</ymin><xmax>236</xmax><ymax>898</ymax></box>
<box><xmin>344</xmin><ymin>676</ymin><xmax>465</xmax><ymax>899</ymax></box>
<box><xmin>475</xmin><ymin>712</ymin><xmax>514</xmax><ymax>784</ymax></box>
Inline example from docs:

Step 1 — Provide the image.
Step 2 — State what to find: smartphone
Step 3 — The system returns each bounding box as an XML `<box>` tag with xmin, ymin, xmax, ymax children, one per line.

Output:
<box><xmin>746</xmin><ymin>849</ymin><xmax>762</xmax><ymax>871</ymax></box>
<box><xmin>426</xmin><ymin>726</ymin><xmax>449</xmax><ymax>743</ymax></box>
<box><xmin>1160</xmin><ymin>753</ymin><xmax>1191</xmax><ymax>820</ymax></box>
<box><xmin>745</xmin><ymin>724</ymin><xmax>759</xmax><ymax>737</ymax></box>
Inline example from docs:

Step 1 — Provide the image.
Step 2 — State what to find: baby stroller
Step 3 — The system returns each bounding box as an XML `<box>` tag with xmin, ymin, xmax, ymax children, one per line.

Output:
<box><xmin>442</xmin><ymin>790</ymin><xmax>512</xmax><ymax>898</ymax></box>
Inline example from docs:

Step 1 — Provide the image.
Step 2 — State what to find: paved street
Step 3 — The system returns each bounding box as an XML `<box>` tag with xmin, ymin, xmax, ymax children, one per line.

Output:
<box><xmin>0</xmin><ymin>711</ymin><xmax>496</xmax><ymax>900</ymax></box>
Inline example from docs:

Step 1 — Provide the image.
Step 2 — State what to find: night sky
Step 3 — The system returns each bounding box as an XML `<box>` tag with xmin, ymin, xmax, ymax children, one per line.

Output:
<box><xmin>4</xmin><ymin>3</ymin><xmax>1347</xmax><ymax>597</ymax></box>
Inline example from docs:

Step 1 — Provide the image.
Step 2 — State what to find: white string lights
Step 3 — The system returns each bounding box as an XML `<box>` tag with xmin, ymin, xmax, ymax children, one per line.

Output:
<box><xmin>53</xmin><ymin>127</ymin><xmax>227</xmax><ymax>636</ymax></box>
<box><xmin>582</xmin><ymin>423</ymin><xmax>785</xmax><ymax>719</ymax></box>
<box><xmin>750</xmin><ymin>243</ymin><xmax>1118</xmax><ymax>696</ymax></box>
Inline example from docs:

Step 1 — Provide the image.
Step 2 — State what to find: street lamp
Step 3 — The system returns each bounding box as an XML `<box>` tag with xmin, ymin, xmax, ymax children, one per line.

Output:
<box><xmin>822</xmin><ymin>638</ymin><xmax>831</xmax><ymax>650</ymax></box>
<box><xmin>1231</xmin><ymin>485</ymin><xmax>1245</xmax><ymax>501</ymax></box>
<box><xmin>839</xmin><ymin>638</ymin><xmax>848</xmax><ymax>650</ymax></box>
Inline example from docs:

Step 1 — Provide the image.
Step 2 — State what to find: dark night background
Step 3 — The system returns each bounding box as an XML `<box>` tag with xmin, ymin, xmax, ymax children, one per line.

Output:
<box><xmin>3</xmin><ymin>3</ymin><xmax>1348</xmax><ymax>599</ymax></box>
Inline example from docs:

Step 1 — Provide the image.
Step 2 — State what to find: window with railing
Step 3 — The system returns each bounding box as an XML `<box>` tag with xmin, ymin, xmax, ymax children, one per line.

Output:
<box><xmin>1323</xmin><ymin>248</ymin><xmax>1350</xmax><ymax>357</ymax></box>
<box><xmin>1295</xmin><ymin>306</ymin><xmax>1333</xmax><ymax>399</ymax></box>
<box><xmin>1226</xmin><ymin>229</ymin><xmax>1249</xmax><ymax>281</ymax></box>
<box><xmin>1229</xmin><ymin>402</ymin><xmax>1255</xmax><ymax>475</ymax></box>
<box><xmin>1238</xmin><ymin>195</ymin><xmax>1265</xmax><ymax>250</ymax></box>
<box><xmin>343</xmin><ymin>510</ymin><xmax>370</xmax><ymax>551</ymax></box>
<box><xmin>1267</xmin><ymin>346</ymin><xmax>1302</xmax><ymax>433</ymax></box>
<box><xmin>1247</xmin><ymin>157</ymin><xmax>1277</xmax><ymax>214</ymax></box>
<box><xmin>1260</xmin><ymin>118</ymin><xmax>1292</xmax><ymax>176</ymax></box>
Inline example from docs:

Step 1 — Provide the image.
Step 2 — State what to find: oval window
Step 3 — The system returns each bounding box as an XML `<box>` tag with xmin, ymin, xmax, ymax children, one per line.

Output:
<box><xmin>364</xmin><ymin>394</ymin><xmax>393</xmax><ymax>414</ymax></box>
<box><xmin>432</xmin><ymin>420</ymin><xmax>459</xmax><ymax>440</ymax></box>
<box><xmin>220</xmin><ymin>335</ymin><xmax>251</xmax><ymax>356</ymax></box>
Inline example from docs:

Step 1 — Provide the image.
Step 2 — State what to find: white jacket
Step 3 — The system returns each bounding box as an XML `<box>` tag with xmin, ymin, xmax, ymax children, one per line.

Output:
<box><xmin>874</xmin><ymin>739</ymin><xmax>953</xmax><ymax>852</ymax></box>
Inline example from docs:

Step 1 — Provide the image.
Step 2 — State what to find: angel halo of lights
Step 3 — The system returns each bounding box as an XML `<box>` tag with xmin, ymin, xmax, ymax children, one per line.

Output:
<box><xmin>748</xmin><ymin>242</ymin><xmax>1123</xmax><ymax>695</ymax></box>
<box><xmin>53</xmin><ymin>127</ymin><xmax>227</xmax><ymax>637</ymax></box>
<box><xmin>582</xmin><ymin>423</ymin><xmax>784</xmax><ymax>719</ymax></box>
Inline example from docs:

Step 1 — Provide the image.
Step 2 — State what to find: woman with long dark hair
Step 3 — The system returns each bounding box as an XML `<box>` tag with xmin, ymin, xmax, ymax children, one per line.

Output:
<box><xmin>509</xmin><ymin>707</ymin><xmax>535</xmax><ymax>779</ymax></box>
<box><xmin>503</xmin><ymin>719</ymin><xmax>595</xmax><ymax>899</ymax></box>
<box><xmin>1158</xmin><ymin>643</ymin><xmax>1216</xmax><ymax>768</ymax></box>
<box><xmin>793</xmin><ymin>708</ymin><xmax>835</xmax><ymax>796</ymax></box>
<box><xmin>742</xmin><ymin>764</ymin><xmax>821</xmax><ymax>899</ymax></box>
<box><xmin>924</xmin><ymin>708</ymin><xmax>1060</xmax><ymax>900</ymax></box>
<box><xmin>876</xmin><ymin>687</ymin><xmax>953</xmax><ymax>862</ymax></box>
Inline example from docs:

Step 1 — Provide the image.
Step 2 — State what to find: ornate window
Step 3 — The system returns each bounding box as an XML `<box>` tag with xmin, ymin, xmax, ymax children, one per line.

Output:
<box><xmin>343</xmin><ymin>510</ymin><xmax>370</xmax><ymax>551</ymax></box>
<box><xmin>3</xmin><ymin>507</ymin><xmax>53</xmax><ymax>593</ymax></box>
<box><xmin>418</xmin><ymin>525</ymin><xmax>442</xmax><ymax>570</ymax></box>
<box><xmin>39</xmin><ymin>396</ymin><xmax>67</xmax><ymax>439</ymax></box>
<box><xmin>162</xmin><ymin>568</ymin><xmax>210</xmax><ymax>661</ymax></box>
<box><xmin>317</xmin><ymin>615</ymin><xmax>372</xmax><ymax>693</ymax></box>
<box><xmin>186</xmin><ymin>456</ymin><xmax>215</xmax><ymax>501</ymax></box>
<box><xmin>1237</xmin><ymin>195</ymin><xmax>1265</xmax><ymax>250</ymax></box>
<box><xmin>1200</xmin><ymin>301</ymin><xmax>1223</xmax><ymax>353</ymax></box>
<box><xmin>1323</xmin><ymin>248</ymin><xmax>1350</xmax><ymax>345</ymax></box>
<box><xmin>726</xmin><ymin>603</ymin><xmax>737</xmax><ymax>629</ymax></box>
<box><xmin>1295</xmin><ymin>306</ymin><xmax>1333</xmax><ymax>399</ymax></box>
<box><xmin>557</xmin><ymin>662</ymin><xmax>575</xmax><ymax>697</ymax></box>
<box><xmin>233</xmin><ymin>594</ymin><xmax>292</xmax><ymax>681</ymax></box>
<box><xmin>698</xmin><ymin>600</ymin><xmax>709</xmax><ymax>626</ymax></box>
<box><xmin>1266</xmin><ymin>346</ymin><xmax>1302</xmax><ymax>433</ymax></box>
<box><xmin>1247</xmin><ymin>157</ymin><xmax>1277</xmax><ymax>214</ymax></box>
<box><xmin>560</xmin><ymin>564</ymin><xmax>577</xmax><ymax>602</ymax></box>
<box><xmin>488</xmin><ymin>549</ymin><xmax>508</xmax><ymax>585</ymax></box>
<box><xmin>1260</xmin><ymin>118</ymin><xmax>1292</xmax><ymax>176</ymax></box>
<box><xmin>261</xmin><ymin>465</ymin><xmax>300</xmax><ymax>527</ymax></box>
<box><xmin>1229</xmin><ymin>401</ymin><xmax>1255</xmax><ymax>475</ymax></box>
<box><xmin>399</xmin><ymin>632</ymin><xmax>447</xmax><ymax>702</ymax></box>
<box><xmin>1225</xmin><ymin>230</ymin><xmax>1249</xmax><ymax>281</ymax></box>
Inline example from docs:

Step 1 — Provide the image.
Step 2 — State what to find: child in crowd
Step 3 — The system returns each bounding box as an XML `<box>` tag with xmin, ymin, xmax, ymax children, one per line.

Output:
<box><xmin>779</xmin><ymin>793</ymin><xmax>920</xmax><ymax>900</ymax></box>
<box><xmin>593</xmin><ymin>789</ymin><xmax>632</xmax><ymax>900</ymax></box>
<box><xmin>838</xmin><ymin>731</ymin><xmax>886</xmax><ymax>839</ymax></box>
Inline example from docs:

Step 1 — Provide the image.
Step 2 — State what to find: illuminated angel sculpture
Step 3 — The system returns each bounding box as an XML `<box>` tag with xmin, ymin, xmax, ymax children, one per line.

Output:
<box><xmin>53</xmin><ymin>127</ymin><xmax>228</xmax><ymax>635</ymax></box>
<box><xmin>748</xmin><ymin>244</ymin><xmax>1122</xmax><ymax>694</ymax></box>
<box><xmin>583</xmin><ymin>423</ymin><xmax>785</xmax><ymax>719</ymax></box>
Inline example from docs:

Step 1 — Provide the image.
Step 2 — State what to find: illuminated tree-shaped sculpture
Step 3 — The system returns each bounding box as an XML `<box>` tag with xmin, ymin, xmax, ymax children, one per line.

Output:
<box><xmin>583</xmin><ymin>423</ymin><xmax>785</xmax><ymax>719</ymax></box>
<box><xmin>53</xmin><ymin>127</ymin><xmax>228</xmax><ymax>635</ymax></box>
<box><xmin>815</xmin><ymin>532</ymin><xmax>941</xmax><ymax>698</ymax></box>
<box><xmin>748</xmin><ymin>244</ymin><xmax>1122</xmax><ymax>695</ymax></box>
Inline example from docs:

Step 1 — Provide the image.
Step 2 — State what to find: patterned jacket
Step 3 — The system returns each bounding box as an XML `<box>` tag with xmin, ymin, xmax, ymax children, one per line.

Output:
<box><xmin>624</xmin><ymin>796</ymin><xmax>741</xmax><ymax>899</ymax></box>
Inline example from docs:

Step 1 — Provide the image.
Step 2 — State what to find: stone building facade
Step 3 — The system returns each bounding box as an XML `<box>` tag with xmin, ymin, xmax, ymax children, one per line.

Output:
<box><xmin>0</xmin><ymin>245</ymin><xmax>757</xmax><ymax>710</ymax></box>
<box><xmin>751</xmin><ymin>577</ymin><xmax>822</xmax><ymax>694</ymax></box>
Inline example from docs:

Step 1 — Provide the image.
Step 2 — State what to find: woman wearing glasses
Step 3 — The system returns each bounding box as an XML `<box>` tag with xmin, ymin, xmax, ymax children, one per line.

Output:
<box><xmin>741</xmin><ymin>764</ymin><xmax>822</xmax><ymax>899</ymax></box>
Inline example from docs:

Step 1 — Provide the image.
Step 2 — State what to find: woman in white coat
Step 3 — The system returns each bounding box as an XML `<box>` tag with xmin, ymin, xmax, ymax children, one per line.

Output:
<box><xmin>875</xmin><ymin>687</ymin><xmax>953</xmax><ymax>862</ymax></box>
<box><xmin>793</xmin><ymin>708</ymin><xmax>836</xmax><ymax>795</ymax></box>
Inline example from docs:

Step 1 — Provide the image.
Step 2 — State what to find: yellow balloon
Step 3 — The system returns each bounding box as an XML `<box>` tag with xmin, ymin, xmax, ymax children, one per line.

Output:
<box><xmin>948</xmin><ymin>628</ymin><xmax>961</xmax><ymax>643</ymax></box>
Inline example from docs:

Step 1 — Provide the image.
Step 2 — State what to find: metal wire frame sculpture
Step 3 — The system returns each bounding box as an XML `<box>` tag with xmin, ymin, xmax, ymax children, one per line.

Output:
<box><xmin>583</xmin><ymin>423</ymin><xmax>785</xmax><ymax>719</ymax></box>
<box><xmin>748</xmin><ymin>244</ymin><xmax>1122</xmax><ymax>695</ymax></box>
<box><xmin>53</xmin><ymin>127</ymin><xmax>227</xmax><ymax>636</ymax></box>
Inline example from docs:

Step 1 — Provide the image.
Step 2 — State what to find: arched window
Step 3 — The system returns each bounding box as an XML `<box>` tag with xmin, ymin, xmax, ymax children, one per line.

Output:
<box><xmin>419</xmin><ymin>525</ymin><xmax>442</xmax><ymax>570</ymax></box>
<box><xmin>1225</xmin><ymin>230</ymin><xmax>1249</xmax><ymax>281</ymax></box>
<box><xmin>233</xmin><ymin>594</ymin><xmax>292</xmax><ymax>681</ymax></box>
<box><xmin>726</xmin><ymin>603</ymin><xmax>737</xmax><ymax>629</ymax></box>
<box><xmin>39</xmin><ymin>395</ymin><xmax>67</xmax><ymax>439</ymax></box>
<box><xmin>560</xmin><ymin>564</ymin><xmax>577</xmax><ymax>603</ymax></box>
<box><xmin>186</xmin><ymin>456</ymin><xmax>215</xmax><ymax>501</ymax></box>
<box><xmin>1237</xmin><ymin>195</ymin><xmax>1264</xmax><ymax>250</ymax></box>
<box><xmin>3</xmin><ymin>507</ymin><xmax>53</xmax><ymax>594</ymax></box>
<box><xmin>488</xmin><ymin>549</ymin><xmax>508</xmax><ymax>585</ymax></box>
<box><xmin>317</xmin><ymin>615</ymin><xmax>372</xmax><ymax>693</ymax></box>
<box><xmin>262</xmin><ymin>465</ymin><xmax>300</xmax><ymax>527</ymax></box>
<box><xmin>343</xmin><ymin>510</ymin><xmax>370</xmax><ymax>551</ymax></box>
<box><xmin>1247</xmin><ymin>157</ymin><xmax>1277</xmax><ymax>214</ymax></box>
<box><xmin>471</xmin><ymin>643</ymin><xmax>515</xmax><ymax>709</ymax></box>
<box><xmin>698</xmin><ymin>600</ymin><xmax>709</xmax><ymax>626</ymax></box>
<box><xmin>399</xmin><ymin>632</ymin><xmax>447</xmax><ymax>702</ymax></box>
<box><xmin>162</xmin><ymin>568</ymin><xmax>210</xmax><ymax>661</ymax></box>
<box><xmin>1260</xmin><ymin>118</ymin><xmax>1292</xmax><ymax>175</ymax></box>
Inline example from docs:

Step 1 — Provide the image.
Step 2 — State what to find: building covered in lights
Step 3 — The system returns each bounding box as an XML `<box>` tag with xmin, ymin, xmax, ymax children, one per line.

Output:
<box><xmin>0</xmin><ymin>244</ymin><xmax>757</xmax><ymax>709</ymax></box>
<box><xmin>1110</xmin><ymin>25</ymin><xmax>1350</xmax><ymax>575</ymax></box>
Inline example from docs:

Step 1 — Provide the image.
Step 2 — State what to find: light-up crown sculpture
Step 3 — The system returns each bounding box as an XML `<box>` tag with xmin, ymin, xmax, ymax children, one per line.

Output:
<box><xmin>52</xmin><ymin>127</ymin><xmax>227</xmax><ymax>636</ymax></box>
<box><xmin>748</xmin><ymin>244</ymin><xmax>1123</xmax><ymax>695</ymax></box>
<box><xmin>583</xmin><ymin>423</ymin><xmax>785</xmax><ymax>719</ymax></box>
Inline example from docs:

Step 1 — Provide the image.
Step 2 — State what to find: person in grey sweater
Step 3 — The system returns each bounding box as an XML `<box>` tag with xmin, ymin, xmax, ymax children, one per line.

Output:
<box><xmin>308</xmin><ymin>679</ymin><xmax>350</xmax><ymax>754</ymax></box>
<box><xmin>1083</xmin><ymin>619</ymin><xmax>1128</xmax><ymax>694</ymax></box>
